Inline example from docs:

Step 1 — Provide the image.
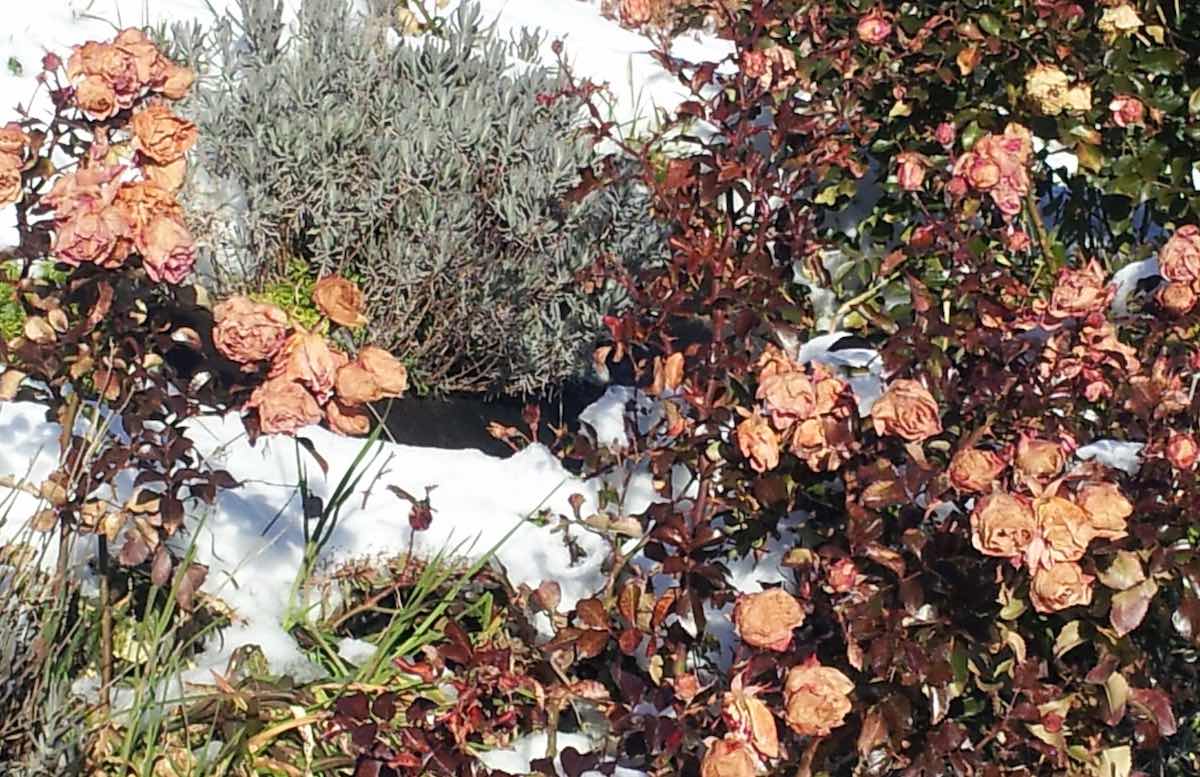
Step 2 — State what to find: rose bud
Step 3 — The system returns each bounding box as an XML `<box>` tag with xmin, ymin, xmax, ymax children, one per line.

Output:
<box><xmin>895</xmin><ymin>152</ymin><xmax>927</xmax><ymax>192</ymax></box>
<box><xmin>856</xmin><ymin>9</ymin><xmax>892</xmax><ymax>45</ymax></box>
<box><xmin>1167</xmin><ymin>431</ymin><xmax>1200</xmax><ymax>471</ymax></box>
<box><xmin>1110</xmin><ymin>95</ymin><xmax>1145</xmax><ymax>128</ymax></box>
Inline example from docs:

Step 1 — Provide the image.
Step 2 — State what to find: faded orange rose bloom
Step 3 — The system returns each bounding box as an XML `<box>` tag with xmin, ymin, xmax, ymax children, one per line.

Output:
<box><xmin>732</xmin><ymin>588</ymin><xmax>804</xmax><ymax>651</ymax></box>
<box><xmin>325</xmin><ymin>399</ymin><xmax>371</xmax><ymax>436</ymax></box>
<box><xmin>1076</xmin><ymin>482</ymin><xmax>1132</xmax><ymax>540</ymax></box>
<box><xmin>0</xmin><ymin>156</ymin><xmax>22</xmax><ymax>207</ymax></box>
<box><xmin>53</xmin><ymin>206</ymin><xmax>132</xmax><ymax>269</ymax></box>
<box><xmin>1099</xmin><ymin>3</ymin><xmax>1142</xmax><ymax>38</ymax></box>
<box><xmin>75</xmin><ymin>75</ymin><xmax>119</xmax><ymax>119</ymax></box>
<box><xmin>43</xmin><ymin>165</ymin><xmax>123</xmax><ymax>219</ymax></box>
<box><xmin>142</xmin><ymin>157</ymin><xmax>187</xmax><ymax>192</ymax></box>
<box><xmin>1036</xmin><ymin>495</ymin><xmax>1095</xmax><ymax>565</ymax></box>
<box><xmin>826</xmin><ymin>557</ymin><xmax>861</xmax><ymax>594</ymax></box>
<box><xmin>971</xmin><ymin>492</ymin><xmax>1037</xmax><ymax>559</ymax></box>
<box><xmin>113</xmin><ymin>180</ymin><xmax>184</xmax><ymax>233</ymax></box>
<box><xmin>112</xmin><ymin>28</ymin><xmax>159</xmax><ymax>83</ymax></box>
<box><xmin>212</xmin><ymin>296</ymin><xmax>290</xmax><ymax>367</ymax></box>
<box><xmin>757</xmin><ymin>369</ymin><xmax>816</xmax><ymax>430</ymax></box>
<box><xmin>335</xmin><ymin>362</ymin><xmax>383</xmax><ymax>405</ymax></box>
<box><xmin>736</xmin><ymin>414</ymin><xmax>780</xmax><ymax>473</ymax></box>
<box><xmin>0</xmin><ymin>123</ymin><xmax>28</xmax><ymax>156</ymax></box>
<box><xmin>757</xmin><ymin>344</ymin><xmax>795</xmax><ymax>380</ymax></box>
<box><xmin>871</xmin><ymin>379</ymin><xmax>941</xmax><ymax>442</ymax></box>
<box><xmin>247</xmin><ymin>376</ymin><xmax>322</xmax><ymax>436</ymax></box>
<box><xmin>67</xmin><ymin>41</ymin><xmax>144</xmax><ymax>109</ymax></box>
<box><xmin>1110</xmin><ymin>95</ymin><xmax>1145</xmax><ymax>128</ymax></box>
<box><xmin>1047</xmin><ymin>259</ymin><xmax>1113</xmax><ymax>319</ymax></box>
<box><xmin>1015</xmin><ymin>435</ymin><xmax>1065</xmax><ymax>481</ymax></box>
<box><xmin>1167</xmin><ymin>431</ymin><xmax>1199</xmax><ymax>471</ymax></box>
<box><xmin>270</xmin><ymin>331</ymin><xmax>347</xmax><ymax>404</ymax></box>
<box><xmin>783</xmin><ymin>658</ymin><xmax>855</xmax><ymax>737</ymax></box>
<box><xmin>1157</xmin><ymin>281</ymin><xmax>1197</xmax><ymax>316</ymax></box>
<box><xmin>1024</xmin><ymin>64</ymin><xmax>1068</xmax><ymax>112</ymax></box>
<box><xmin>790</xmin><ymin>413</ymin><xmax>855</xmax><ymax>472</ymax></box>
<box><xmin>699</xmin><ymin>737</ymin><xmax>757</xmax><ymax>777</ymax></box>
<box><xmin>313</xmin><ymin>275</ymin><xmax>369</xmax><ymax>328</ymax></box>
<box><xmin>137</xmin><ymin>216</ymin><xmax>195</xmax><ymax>284</ymax></box>
<box><xmin>956</xmin><ymin>152</ymin><xmax>1001</xmax><ymax>190</ymax></box>
<box><xmin>157</xmin><ymin>63</ymin><xmax>196</xmax><ymax>100</ymax></box>
<box><xmin>357</xmin><ymin>346</ymin><xmax>408</xmax><ymax>397</ymax></box>
<box><xmin>1159</xmin><ymin>226</ymin><xmax>1200</xmax><ymax>285</ymax></box>
<box><xmin>856</xmin><ymin>10</ymin><xmax>892</xmax><ymax>45</ymax></box>
<box><xmin>948</xmin><ymin>447</ymin><xmax>1006</xmax><ymax>492</ymax></box>
<box><xmin>131</xmin><ymin>104</ymin><xmax>197</xmax><ymax>165</ymax></box>
<box><xmin>1030</xmin><ymin>561</ymin><xmax>1094</xmax><ymax>614</ymax></box>
<box><xmin>896</xmin><ymin>152</ymin><xmax>927</xmax><ymax>191</ymax></box>
<box><xmin>723</xmin><ymin>677</ymin><xmax>779</xmax><ymax>761</ymax></box>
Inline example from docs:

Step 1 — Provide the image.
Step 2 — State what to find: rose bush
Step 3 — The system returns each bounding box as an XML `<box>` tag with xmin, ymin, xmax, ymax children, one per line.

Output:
<box><xmin>537</xmin><ymin>2</ymin><xmax>1200</xmax><ymax>776</ymax></box>
<box><xmin>0</xmin><ymin>28</ymin><xmax>414</xmax><ymax>740</ymax></box>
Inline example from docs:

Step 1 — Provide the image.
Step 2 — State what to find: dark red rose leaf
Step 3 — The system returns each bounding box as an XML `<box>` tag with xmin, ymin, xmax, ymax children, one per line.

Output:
<box><xmin>617</xmin><ymin>627</ymin><xmax>642</xmax><ymax>656</ymax></box>
<box><xmin>1130</xmin><ymin>687</ymin><xmax>1177</xmax><ymax>736</ymax></box>
<box><xmin>175</xmin><ymin>563</ymin><xmax>207</xmax><ymax>612</ymax></box>
<box><xmin>439</xmin><ymin>619</ymin><xmax>473</xmax><ymax>665</ymax></box>
<box><xmin>350</xmin><ymin>721</ymin><xmax>379</xmax><ymax>750</ymax></box>
<box><xmin>371</xmin><ymin>692</ymin><xmax>397</xmax><ymax>721</ymax></box>
<box><xmin>1110</xmin><ymin>579</ymin><xmax>1158</xmax><ymax>637</ymax></box>
<box><xmin>150</xmin><ymin>545</ymin><xmax>172</xmax><ymax>587</ymax></box>
<box><xmin>118</xmin><ymin>536</ymin><xmax>150</xmax><ymax>567</ymax></box>
<box><xmin>336</xmin><ymin>693</ymin><xmax>372</xmax><ymax>723</ymax></box>
<box><xmin>295</xmin><ymin>436</ymin><xmax>329</xmax><ymax>475</ymax></box>
<box><xmin>352</xmin><ymin>758</ymin><xmax>382</xmax><ymax>777</ymax></box>
<box><xmin>560</xmin><ymin>748</ymin><xmax>598</xmax><ymax>777</ymax></box>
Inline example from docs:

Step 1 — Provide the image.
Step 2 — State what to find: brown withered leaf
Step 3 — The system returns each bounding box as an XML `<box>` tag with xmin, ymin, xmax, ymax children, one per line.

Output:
<box><xmin>575</xmin><ymin>629</ymin><xmax>609</xmax><ymax>660</ymax></box>
<box><xmin>575</xmin><ymin>597</ymin><xmax>609</xmax><ymax>630</ymax></box>
<box><xmin>0</xmin><ymin>368</ymin><xmax>25</xmax><ymax>400</ymax></box>
<box><xmin>617</xmin><ymin>581</ymin><xmax>640</xmax><ymax>625</ymax></box>
<box><xmin>151</xmin><ymin>546</ymin><xmax>172</xmax><ymax>587</ymax></box>
<box><xmin>176</xmin><ymin>563</ymin><xmax>207</xmax><ymax>612</ymax></box>
<box><xmin>23</xmin><ymin>316</ymin><xmax>55</xmax><ymax>344</ymax></box>
<box><xmin>858</xmin><ymin>706</ymin><xmax>889</xmax><ymax>757</ymax></box>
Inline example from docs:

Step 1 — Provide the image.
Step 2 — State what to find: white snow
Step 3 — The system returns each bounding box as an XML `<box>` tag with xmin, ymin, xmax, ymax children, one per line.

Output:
<box><xmin>1075</xmin><ymin>439</ymin><xmax>1144</xmax><ymax>475</ymax></box>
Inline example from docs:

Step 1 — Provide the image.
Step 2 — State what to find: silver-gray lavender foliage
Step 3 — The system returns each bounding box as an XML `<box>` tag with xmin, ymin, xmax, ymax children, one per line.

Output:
<box><xmin>171</xmin><ymin>0</ymin><xmax>663</xmax><ymax>395</ymax></box>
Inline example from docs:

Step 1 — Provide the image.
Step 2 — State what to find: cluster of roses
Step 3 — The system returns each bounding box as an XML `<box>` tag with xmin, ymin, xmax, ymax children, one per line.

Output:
<box><xmin>0</xmin><ymin>123</ymin><xmax>32</xmax><ymax>208</ymax></box>
<box><xmin>956</xmin><ymin>434</ymin><xmax>1133</xmax><ymax>613</ymax></box>
<box><xmin>212</xmin><ymin>276</ymin><xmax>408</xmax><ymax>438</ymax></box>
<box><xmin>947</xmin><ymin>123</ymin><xmax>1033</xmax><ymax>218</ymax></box>
<box><xmin>1154</xmin><ymin>226</ymin><xmax>1200</xmax><ymax>316</ymax></box>
<box><xmin>45</xmin><ymin>29</ymin><xmax>199</xmax><ymax>284</ymax></box>
<box><xmin>1021</xmin><ymin>259</ymin><xmax>1140</xmax><ymax>403</ymax></box>
<box><xmin>698</xmin><ymin>587</ymin><xmax>856</xmax><ymax>777</ymax></box>
<box><xmin>734</xmin><ymin>345</ymin><xmax>858</xmax><ymax>474</ymax></box>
